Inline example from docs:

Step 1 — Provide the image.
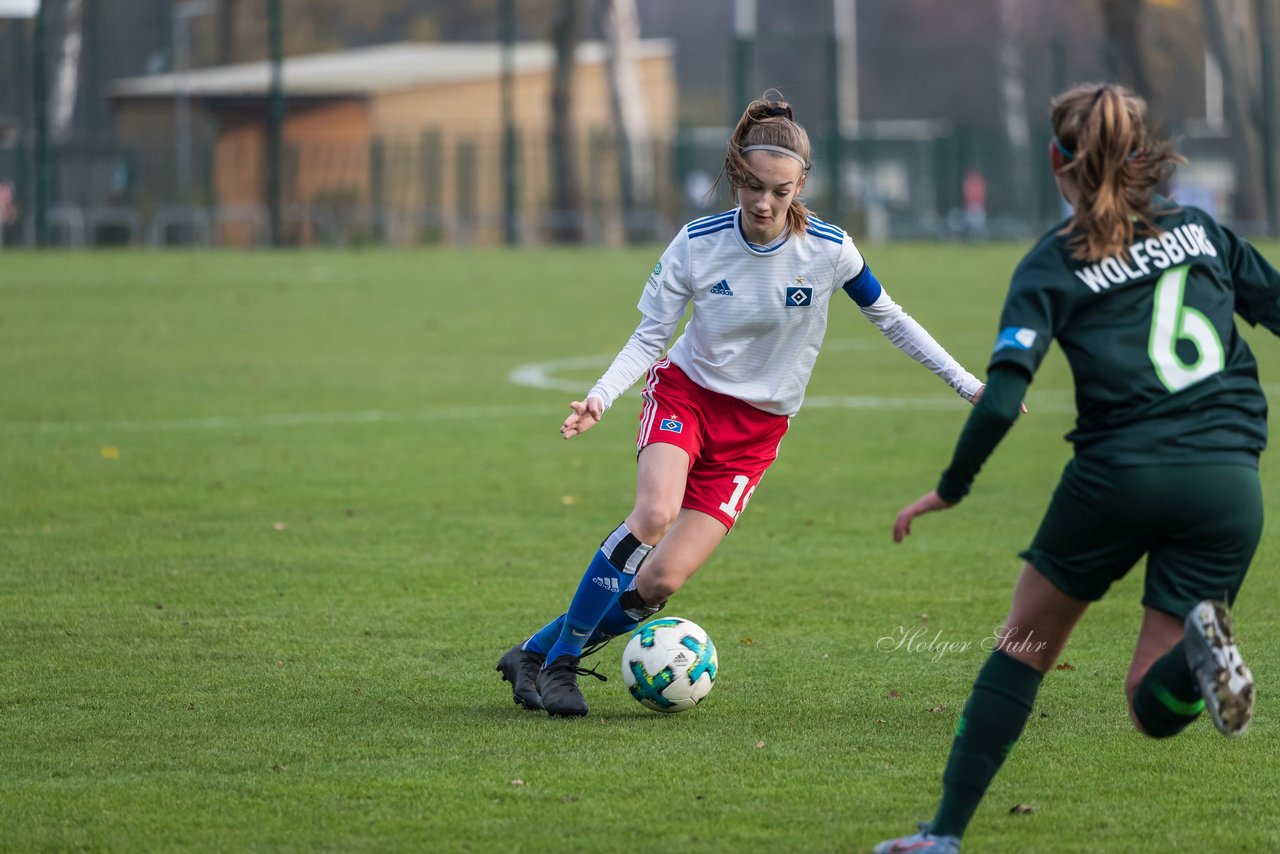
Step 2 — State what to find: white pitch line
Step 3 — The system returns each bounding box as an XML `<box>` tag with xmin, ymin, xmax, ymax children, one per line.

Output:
<box><xmin>0</xmin><ymin>404</ymin><xmax>564</xmax><ymax>435</ymax></box>
<box><xmin>508</xmin><ymin>354</ymin><xmax>615</xmax><ymax>393</ymax></box>
<box><xmin>506</xmin><ymin>351</ymin><xmax>1080</xmax><ymax>414</ymax></box>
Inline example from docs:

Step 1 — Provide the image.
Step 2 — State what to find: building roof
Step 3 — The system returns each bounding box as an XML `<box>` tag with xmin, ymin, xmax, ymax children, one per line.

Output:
<box><xmin>107</xmin><ymin>39</ymin><xmax>675</xmax><ymax>99</ymax></box>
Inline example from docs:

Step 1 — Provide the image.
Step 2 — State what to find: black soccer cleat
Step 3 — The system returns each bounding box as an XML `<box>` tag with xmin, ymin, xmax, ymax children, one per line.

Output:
<box><xmin>496</xmin><ymin>644</ymin><xmax>545</xmax><ymax>711</ymax></box>
<box><xmin>536</xmin><ymin>655</ymin><xmax>590</xmax><ymax>717</ymax></box>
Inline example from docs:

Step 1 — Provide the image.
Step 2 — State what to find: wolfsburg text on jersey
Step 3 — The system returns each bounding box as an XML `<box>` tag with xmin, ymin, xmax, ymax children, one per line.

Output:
<box><xmin>1074</xmin><ymin>223</ymin><xmax>1219</xmax><ymax>293</ymax></box>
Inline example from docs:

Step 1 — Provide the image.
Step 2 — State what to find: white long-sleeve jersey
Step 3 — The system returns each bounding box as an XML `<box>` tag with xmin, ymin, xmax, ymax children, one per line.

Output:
<box><xmin>587</xmin><ymin>209</ymin><xmax>981</xmax><ymax>417</ymax></box>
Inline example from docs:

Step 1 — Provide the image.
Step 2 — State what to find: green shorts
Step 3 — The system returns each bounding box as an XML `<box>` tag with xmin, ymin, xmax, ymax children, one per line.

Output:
<box><xmin>1022</xmin><ymin>458</ymin><xmax>1263</xmax><ymax>619</ymax></box>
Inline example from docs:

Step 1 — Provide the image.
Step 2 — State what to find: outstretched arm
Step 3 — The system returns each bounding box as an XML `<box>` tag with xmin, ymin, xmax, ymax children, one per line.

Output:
<box><xmin>1225</xmin><ymin>226</ymin><xmax>1280</xmax><ymax>336</ymax></box>
<box><xmin>893</xmin><ymin>363</ymin><xmax>1031</xmax><ymax>541</ymax></box>
<box><xmin>844</xmin><ymin>268</ymin><xmax>983</xmax><ymax>400</ymax></box>
<box><xmin>560</xmin><ymin>314</ymin><xmax>677</xmax><ymax>440</ymax></box>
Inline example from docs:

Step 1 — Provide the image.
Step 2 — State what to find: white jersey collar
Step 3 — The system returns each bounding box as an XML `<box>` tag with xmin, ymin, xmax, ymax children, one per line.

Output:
<box><xmin>734</xmin><ymin>209</ymin><xmax>794</xmax><ymax>256</ymax></box>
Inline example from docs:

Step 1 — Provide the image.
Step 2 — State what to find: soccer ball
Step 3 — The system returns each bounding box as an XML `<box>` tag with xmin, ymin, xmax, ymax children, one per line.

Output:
<box><xmin>621</xmin><ymin>617</ymin><xmax>718</xmax><ymax>713</ymax></box>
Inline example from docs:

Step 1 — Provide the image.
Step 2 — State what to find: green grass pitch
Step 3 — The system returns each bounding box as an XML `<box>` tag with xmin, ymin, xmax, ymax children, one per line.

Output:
<box><xmin>3</xmin><ymin>243</ymin><xmax>1279</xmax><ymax>852</ymax></box>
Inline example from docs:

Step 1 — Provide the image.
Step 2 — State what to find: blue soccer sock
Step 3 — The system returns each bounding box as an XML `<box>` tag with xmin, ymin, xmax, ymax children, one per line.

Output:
<box><xmin>597</xmin><ymin>578</ymin><xmax>664</xmax><ymax>638</ymax></box>
<box><xmin>525</xmin><ymin>579</ymin><xmax>663</xmax><ymax>658</ymax></box>
<box><xmin>544</xmin><ymin>522</ymin><xmax>653</xmax><ymax>665</ymax></box>
<box><xmin>523</xmin><ymin>615</ymin><xmax>566</xmax><ymax>656</ymax></box>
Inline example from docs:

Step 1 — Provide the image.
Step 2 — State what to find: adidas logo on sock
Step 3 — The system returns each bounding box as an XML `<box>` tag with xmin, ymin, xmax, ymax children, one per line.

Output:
<box><xmin>593</xmin><ymin>576</ymin><xmax>620</xmax><ymax>593</ymax></box>
<box><xmin>709</xmin><ymin>279</ymin><xmax>734</xmax><ymax>296</ymax></box>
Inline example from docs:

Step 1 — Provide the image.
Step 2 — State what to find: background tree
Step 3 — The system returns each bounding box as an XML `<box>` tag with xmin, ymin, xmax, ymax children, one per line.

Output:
<box><xmin>1200</xmin><ymin>0</ymin><xmax>1266</xmax><ymax>224</ymax></box>
<box><xmin>599</xmin><ymin>0</ymin><xmax>653</xmax><ymax>244</ymax></box>
<box><xmin>548</xmin><ymin>0</ymin><xmax>586</xmax><ymax>243</ymax></box>
<box><xmin>1101</xmin><ymin>0</ymin><xmax>1153</xmax><ymax>106</ymax></box>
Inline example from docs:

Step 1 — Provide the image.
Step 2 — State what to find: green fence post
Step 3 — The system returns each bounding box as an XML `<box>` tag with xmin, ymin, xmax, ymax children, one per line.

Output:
<box><xmin>419</xmin><ymin>130</ymin><xmax>442</xmax><ymax>243</ymax></box>
<box><xmin>456</xmin><ymin>138</ymin><xmax>475</xmax><ymax>245</ymax></box>
<box><xmin>370</xmin><ymin>136</ymin><xmax>385</xmax><ymax>244</ymax></box>
<box><xmin>499</xmin><ymin>0</ymin><xmax>518</xmax><ymax>245</ymax></box>
<box><xmin>266</xmin><ymin>0</ymin><xmax>283</xmax><ymax>246</ymax></box>
<box><xmin>32</xmin><ymin>1</ymin><xmax>48</xmax><ymax>246</ymax></box>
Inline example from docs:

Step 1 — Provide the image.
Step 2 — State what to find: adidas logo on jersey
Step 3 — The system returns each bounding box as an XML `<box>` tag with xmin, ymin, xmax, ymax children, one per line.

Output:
<box><xmin>709</xmin><ymin>279</ymin><xmax>734</xmax><ymax>296</ymax></box>
<box><xmin>593</xmin><ymin>576</ymin><xmax>620</xmax><ymax>593</ymax></box>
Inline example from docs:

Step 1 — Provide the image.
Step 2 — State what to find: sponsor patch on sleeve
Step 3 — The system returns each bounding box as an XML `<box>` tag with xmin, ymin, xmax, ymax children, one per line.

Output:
<box><xmin>994</xmin><ymin>326</ymin><xmax>1038</xmax><ymax>352</ymax></box>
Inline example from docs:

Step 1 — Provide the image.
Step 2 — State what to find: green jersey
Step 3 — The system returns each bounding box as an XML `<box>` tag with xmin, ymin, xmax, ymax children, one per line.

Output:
<box><xmin>990</xmin><ymin>199</ymin><xmax>1280</xmax><ymax>466</ymax></box>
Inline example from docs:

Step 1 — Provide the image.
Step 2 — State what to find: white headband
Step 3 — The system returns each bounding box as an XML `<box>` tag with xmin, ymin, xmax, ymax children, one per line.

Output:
<box><xmin>741</xmin><ymin>144</ymin><xmax>809</xmax><ymax>168</ymax></box>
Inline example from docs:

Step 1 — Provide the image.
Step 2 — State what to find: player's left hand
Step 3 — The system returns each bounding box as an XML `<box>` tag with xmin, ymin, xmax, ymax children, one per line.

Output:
<box><xmin>893</xmin><ymin>490</ymin><xmax>954</xmax><ymax>543</ymax></box>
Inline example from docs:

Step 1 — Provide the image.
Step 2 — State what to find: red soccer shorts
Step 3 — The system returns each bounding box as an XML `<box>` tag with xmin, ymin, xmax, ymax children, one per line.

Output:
<box><xmin>636</xmin><ymin>359</ymin><xmax>790</xmax><ymax>530</ymax></box>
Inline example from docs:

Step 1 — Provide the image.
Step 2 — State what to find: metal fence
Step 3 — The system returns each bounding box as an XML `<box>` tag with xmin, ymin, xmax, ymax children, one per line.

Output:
<box><xmin>0</xmin><ymin>120</ymin><xmax>1255</xmax><ymax>249</ymax></box>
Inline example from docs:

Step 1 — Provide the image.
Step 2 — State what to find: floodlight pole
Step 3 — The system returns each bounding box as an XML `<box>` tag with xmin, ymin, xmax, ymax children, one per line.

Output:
<box><xmin>825</xmin><ymin>33</ymin><xmax>841</xmax><ymax>225</ymax></box>
<box><xmin>732</xmin><ymin>0</ymin><xmax>754</xmax><ymax>120</ymax></box>
<box><xmin>834</xmin><ymin>0</ymin><xmax>857</xmax><ymax>131</ymax></box>
<box><xmin>173</xmin><ymin>0</ymin><xmax>213</xmax><ymax>204</ymax></box>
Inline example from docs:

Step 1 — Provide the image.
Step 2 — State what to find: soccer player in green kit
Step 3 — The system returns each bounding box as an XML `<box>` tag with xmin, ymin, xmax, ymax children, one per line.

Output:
<box><xmin>875</xmin><ymin>82</ymin><xmax>1280</xmax><ymax>853</ymax></box>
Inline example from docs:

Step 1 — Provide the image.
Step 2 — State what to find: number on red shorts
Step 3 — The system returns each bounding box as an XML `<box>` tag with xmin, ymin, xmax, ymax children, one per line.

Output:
<box><xmin>718</xmin><ymin>475</ymin><xmax>757</xmax><ymax>520</ymax></box>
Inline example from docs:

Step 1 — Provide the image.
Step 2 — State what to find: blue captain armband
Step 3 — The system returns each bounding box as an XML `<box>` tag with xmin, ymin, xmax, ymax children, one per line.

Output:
<box><xmin>841</xmin><ymin>265</ymin><xmax>883</xmax><ymax>307</ymax></box>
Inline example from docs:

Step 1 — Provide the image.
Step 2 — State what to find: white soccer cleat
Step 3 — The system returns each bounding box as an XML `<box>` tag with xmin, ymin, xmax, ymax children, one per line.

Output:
<box><xmin>873</xmin><ymin>822</ymin><xmax>960</xmax><ymax>854</ymax></box>
<box><xmin>1184</xmin><ymin>600</ymin><xmax>1254</xmax><ymax>737</ymax></box>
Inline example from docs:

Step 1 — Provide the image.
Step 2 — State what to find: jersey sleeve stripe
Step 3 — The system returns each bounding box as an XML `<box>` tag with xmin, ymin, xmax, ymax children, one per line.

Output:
<box><xmin>806</xmin><ymin>227</ymin><xmax>844</xmax><ymax>245</ymax></box>
<box><xmin>806</xmin><ymin>214</ymin><xmax>843</xmax><ymax>230</ymax></box>
<box><xmin>687</xmin><ymin>210</ymin><xmax>737</xmax><ymax>230</ymax></box>
<box><xmin>689</xmin><ymin>222</ymin><xmax>735</xmax><ymax>239</ymax></box>
<box><xmin>806</xmin><ymin>220</ymin><xmax>845</xmax><ymax>240</ymax></box>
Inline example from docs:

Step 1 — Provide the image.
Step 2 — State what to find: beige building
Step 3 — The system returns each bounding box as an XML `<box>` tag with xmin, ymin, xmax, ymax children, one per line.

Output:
<box><xmin>108</xmin><ymin>40</ymin><xmax>676</xmax><ymax>245</ymax></box>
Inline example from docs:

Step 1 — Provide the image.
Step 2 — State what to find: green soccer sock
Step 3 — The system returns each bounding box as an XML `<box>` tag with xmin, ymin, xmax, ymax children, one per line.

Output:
<box><xmin>1131</xmin><ymin>640</ymin><xmax>1204</xmax><ymax>738</ymax></box>
<box><xmin>930</xmin><ymin>650</ymin><xmax>1043</xmax><ymax>839</ymax></box>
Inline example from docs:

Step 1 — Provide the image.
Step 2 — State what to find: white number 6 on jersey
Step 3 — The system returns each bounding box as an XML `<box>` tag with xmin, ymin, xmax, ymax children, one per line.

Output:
<box><xmin>1148</xmin><ymin>264</ymin><xmax>1225</xmax><ymax>392</ymax></box>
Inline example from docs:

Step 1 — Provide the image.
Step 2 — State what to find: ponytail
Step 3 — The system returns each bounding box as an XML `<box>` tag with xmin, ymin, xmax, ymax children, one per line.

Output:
<box><xmin>1051</xmin><ymin>82</ymin><xmax>1183</xmax><ymax>261</ymax></box>
<box><xmin>714</xmin><ymin>90</ymin><xmax>814</xmax><ymax>237</ymax></box>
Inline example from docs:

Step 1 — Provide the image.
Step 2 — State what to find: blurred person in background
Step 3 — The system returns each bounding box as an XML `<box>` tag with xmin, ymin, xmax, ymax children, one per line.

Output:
<box><xmin>877</xmin><ymin>82</ymin><xmax>1280</xmax><ymax>853</ymax></box>
<box><xmin>498</xmin><ymin>90</ymin><xmax>987</xmax><ymax>717</ymax></box>
<box><xmin>962</xmin><ymin>170</ymin><xmax>987</xmax><ymax>238</ymax></box>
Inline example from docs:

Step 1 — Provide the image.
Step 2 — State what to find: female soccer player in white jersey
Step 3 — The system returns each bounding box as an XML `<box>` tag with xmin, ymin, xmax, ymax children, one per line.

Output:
<box><xmin>498</xmin><ymin>92</ymin><xmax>985</xmax><ymax>716</ymax></box>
